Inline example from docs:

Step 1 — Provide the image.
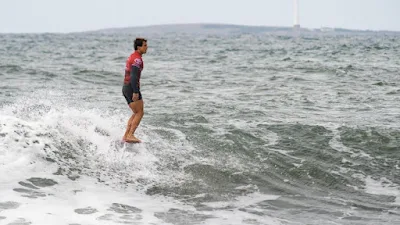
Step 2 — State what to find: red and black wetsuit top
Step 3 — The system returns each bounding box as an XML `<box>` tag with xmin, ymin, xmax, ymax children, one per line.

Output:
<box><xmin>124</xmin><ymin>51</ymin><xmax>144</xmax><ymax>93</ymax></box>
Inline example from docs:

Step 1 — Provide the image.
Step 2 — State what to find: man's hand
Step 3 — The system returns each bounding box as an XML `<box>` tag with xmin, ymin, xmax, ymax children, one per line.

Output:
<box><xmin>132</xmin><ymin>93</ymin><xmax>139</xmax><ymax>102</ymax></box>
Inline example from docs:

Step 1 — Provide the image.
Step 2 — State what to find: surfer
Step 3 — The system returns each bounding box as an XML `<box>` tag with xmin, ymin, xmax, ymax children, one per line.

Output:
<box><xmin>122</xmin><ymin>38</ymin><xmax>147</xmax><ymax>143</ymax></box>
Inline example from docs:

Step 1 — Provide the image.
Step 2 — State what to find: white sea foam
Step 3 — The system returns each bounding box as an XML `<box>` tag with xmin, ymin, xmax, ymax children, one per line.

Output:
<box><xmin>0</xmin><ymin>173</ymin><xmax>187</xmax><ymax>225</ymax></box>
<box><xmin>1</xmin><ymin>99</ymin><xmax>282</xmax><ymax>224</ymax></box>
<box><xmin>364</xmin><ymin>176</ymin><xmax>400</xmax><ymax>206</ymax></box>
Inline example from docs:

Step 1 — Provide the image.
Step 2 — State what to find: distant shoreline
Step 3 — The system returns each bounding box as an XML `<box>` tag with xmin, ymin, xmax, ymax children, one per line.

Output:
<box><xmin>1</xmin><ymin>23</ymin><xmax>400</xmax><ymax>35</ymax></box>
<box><xmin>92</xmin><ymin>23</ymin><xmax>400</xmax><ymax>34</ymax></box>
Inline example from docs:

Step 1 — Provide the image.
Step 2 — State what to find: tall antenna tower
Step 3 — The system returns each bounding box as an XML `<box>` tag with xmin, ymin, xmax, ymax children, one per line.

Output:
<box><xmin>293</xmin><ymin>0</ymin><xmax>300</xmax><ymax>29</ymax></box>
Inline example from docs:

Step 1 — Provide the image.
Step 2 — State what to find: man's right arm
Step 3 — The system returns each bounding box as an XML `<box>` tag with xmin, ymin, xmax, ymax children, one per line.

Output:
<box><xmin>130</xmin><ymin>65</ymin><xmax>140</xmax><ymax>93</ymax></box>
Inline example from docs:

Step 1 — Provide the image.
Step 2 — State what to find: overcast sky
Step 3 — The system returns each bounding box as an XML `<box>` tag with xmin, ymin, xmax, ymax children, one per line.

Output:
<box><xmin>0</xmin><ymin>0</ymin><xmax>399</xmax><ymax>33</ymax></box>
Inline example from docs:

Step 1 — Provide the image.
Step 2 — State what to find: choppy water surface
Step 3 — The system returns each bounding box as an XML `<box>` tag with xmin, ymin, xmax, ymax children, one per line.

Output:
<box><xmin>0</xmin><ymin>30</ymin><xmax>399</xmax><ymax>225</ymax></box>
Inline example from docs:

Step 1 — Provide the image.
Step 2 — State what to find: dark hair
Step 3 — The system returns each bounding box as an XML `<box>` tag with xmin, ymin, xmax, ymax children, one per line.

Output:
<box><xmin>134</xmin><ymin>38</ymin><xmax>147</xmax><ymax>50</ymax></box>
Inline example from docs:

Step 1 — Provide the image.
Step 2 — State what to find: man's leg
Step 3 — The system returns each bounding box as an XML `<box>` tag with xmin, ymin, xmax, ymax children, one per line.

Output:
<box><xmin>122</xmin><ymin>85</ymin><xmax>136</xmax><ymax>142</ymax></box>
<box><xmin>123</xmin><ymin>114</ymin><xmax>135</xmax><ymax>141</ymax></box>
<box><xmin>128</xmin><ymin>99</ymin><xmax>144</xmax><ymax>141</ymax></box>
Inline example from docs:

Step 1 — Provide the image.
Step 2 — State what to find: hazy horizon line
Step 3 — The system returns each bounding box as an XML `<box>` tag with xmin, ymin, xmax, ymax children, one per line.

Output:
<box><xmin>1</xmin><ymin>22</ymin><xmax>400</xmax><ymax>34</ymax></box>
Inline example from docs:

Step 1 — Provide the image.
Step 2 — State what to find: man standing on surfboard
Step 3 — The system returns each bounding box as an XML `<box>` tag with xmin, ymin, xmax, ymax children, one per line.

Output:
<box><xmin>122</xmin><ymin>38</ymin><xmax>147</xmax><ymax>143</ymax></box>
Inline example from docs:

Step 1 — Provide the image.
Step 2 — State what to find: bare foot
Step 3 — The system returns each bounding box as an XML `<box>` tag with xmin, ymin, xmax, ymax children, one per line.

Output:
<box><xmin>131</xmin><ymin>136</ymin><xmax>142</xmax><ymax>143</ymax></box>
<box><xmin>124</xmin><ymin>136</ymin><xmax>141</xmax><ymax>143</ymax></box>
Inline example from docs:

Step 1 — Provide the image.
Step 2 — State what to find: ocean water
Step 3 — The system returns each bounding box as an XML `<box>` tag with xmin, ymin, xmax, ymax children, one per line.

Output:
<box><xmin>0</xmin><ymin>29</ymin><xmax>400</xmax><ymax>225</ymax></box>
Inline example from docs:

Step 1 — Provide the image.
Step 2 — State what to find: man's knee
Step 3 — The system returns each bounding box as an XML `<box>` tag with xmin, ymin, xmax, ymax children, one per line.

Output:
<box><xmin>136</xmin><ymin>104</ymin><xmax>144</xmax><ymax>116</ymax></box>
<box><xmin>136</xmin><ymin>110</ymin><xmax>144</xmax><ymax>118</ymax></box>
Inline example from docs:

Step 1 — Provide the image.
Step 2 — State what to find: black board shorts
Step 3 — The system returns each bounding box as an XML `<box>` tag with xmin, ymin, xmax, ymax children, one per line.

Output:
<box><xmin>122</xmin><ymin>85</ymin><xmax>142</xmax><ymax>104</ymax></box>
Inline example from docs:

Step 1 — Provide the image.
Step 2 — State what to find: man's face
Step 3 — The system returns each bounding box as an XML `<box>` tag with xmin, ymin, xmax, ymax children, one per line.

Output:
<box><xmin>138</xmin><ymin>41</ymin><xmax>148</xmax><ymax>54</ymax></box>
